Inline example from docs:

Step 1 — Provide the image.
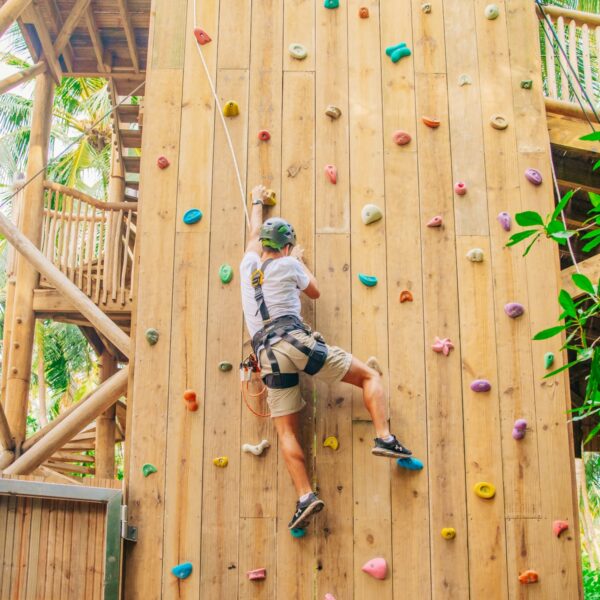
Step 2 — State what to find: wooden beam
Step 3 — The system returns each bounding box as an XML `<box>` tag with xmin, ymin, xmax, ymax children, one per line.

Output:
<box><xmin>545</xmin><ymin>98</ymin><xmax>600</xmax><ymax>125</ymax></box>
<box><xmin>115</xmin><ymin>0</ymin><xmax>139</xmax><ymax>73</ymax></box>
<box><xmin>52</xmin><ymin>0</ymin><xmax>90</xmax><ymax>57</ymax></box>
<box><xmin>3</xmin><ymin>367</ymin><xmax>128</xmax><ymax>475</ymax></box>
<box><xmin>95</xmin><ymin>351</ymin><xmax>117</xmax><ymax>479</ymax></box>
<box><xmin>84</xmin><ymin>5</ymin><xmax>105</xmax><ymax>72</ymax></box>
<box><xmin>0</xmin><ymin>0</ymin><xmax>32</xmax><ymax>39</ymax></box>
<box><xmin>561</xmin><ymin>254</ymin><xmax>600</xmax><ymax>297</ymax></box>
<box><xmin>27</xmin><ymin>9</ymin><xmax>62</xmax><ymax>84</ymax></box>
<box><xmin>0</xmin><ymin>205</ymin><xmax>131</xmax><ymax>357</ymax></box>
<box><xmin>537</xmin><ymin>4</ymin><xmax>600</xmax><ymax>29</ymax></box>
<box><xmin>547</xmin><ymin>112</ymin><xmax>600</xmax><ymax>155</ymax></box>
<box><xmin>44</xmin><ymin>180</ymin><xmax>137</xmax><ymax>210</ymax></box>
<box><xmin>0</xmin><ymin>61</ymin><xmax>46</xmax><ymax>95</ymax></box>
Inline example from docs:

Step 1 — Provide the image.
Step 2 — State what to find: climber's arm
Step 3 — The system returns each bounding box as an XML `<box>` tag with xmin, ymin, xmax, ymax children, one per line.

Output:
<box><xmin>291</xmin><ymin>246</ymin><xmax>320</xmax><ymax>299</ymax></box>
<box><xmin>245</xmin><ymin>185</ymin><xmax>266</xmax><ymax>254</ymax></box>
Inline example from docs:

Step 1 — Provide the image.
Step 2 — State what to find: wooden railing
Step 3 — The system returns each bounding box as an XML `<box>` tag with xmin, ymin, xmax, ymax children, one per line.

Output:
<box><xmin>538</xmin><ymin>5</ymin><xmax>600</xmax><ymax>112</ymax></box>
<box><xmin>40</xmin><ymin>181</ymin><xmax>137</xmax><ymax>307</ymax></box>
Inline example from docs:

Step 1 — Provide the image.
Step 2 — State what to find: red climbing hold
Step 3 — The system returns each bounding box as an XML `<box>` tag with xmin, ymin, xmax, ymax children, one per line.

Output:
<box><xmin>454</xmin><ymin>181</ymin><xmax>467</xmax><ymax>195</ymax></box>
<box><xmin>193</xmin><ymin>28</ymin><xmax>212</xmax><ymax>45</ymax></box>
<box><xmin>422</xmin><ymin>116</ymin><xmax>441</xmax><ymax>128</ymax></box>
<box><xmin>359</xmin><ymin>6</ymin><xmax>369</xmax><ymax>18</ymax></box>
<box><xmin>157</xmin><ymin>156</ymin><xmax>170</xmax><ymax>169</ymax></box>
<box><xmin>427</xmin><ymin>215</ymin><xmax>443</xmax><ymax>227</ymax></box>
<box><xmin>518</xmin><ymin>570</ymin><xmax>539</xmax><ymax>584</ymax></box>
<box><xmin>324</xmin><ymin>164</ymin><xmax>337</xmax><ymax>184</ymax></box>
<box><xmin>553</xmin><ymin>520</ymin><xmax>569</xmax><ymax>537</ymax></box>
<box><xmin>392</xmin><ymin>130</ymin><xmax>411</xmax><ymax>146</ymax></box>
<box><xmin>258</xmin><ymin>130</ymin><xmax>271</xmax><ymax>141</ymax></box>
<box><xmin>183</xmin><ymin>389</ymin><xmax>199</xmax><ymax>412</ymax></box>
<box><xmin>399</xmin><ymin>290</ymin><xmax>413</xmax><ymax>303</ymax></box>
<box><xmin>247</xmin><ymin>568</ymin><xmax>266</xmax><ymax>581</ymax></box>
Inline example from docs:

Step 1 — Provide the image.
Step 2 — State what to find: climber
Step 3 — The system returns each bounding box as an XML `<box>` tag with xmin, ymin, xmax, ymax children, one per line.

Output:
<box><xmin>240</xmin><ymin>184</ymin><xmax>412</xmax><ymax>530</ymax></box>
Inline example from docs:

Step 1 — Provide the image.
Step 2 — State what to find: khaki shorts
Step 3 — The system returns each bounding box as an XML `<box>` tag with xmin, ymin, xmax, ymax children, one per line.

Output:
<box><xmin>258</xmin><ymin>329</ymin><xmax>352</xmax><ymax>418</ymax></box>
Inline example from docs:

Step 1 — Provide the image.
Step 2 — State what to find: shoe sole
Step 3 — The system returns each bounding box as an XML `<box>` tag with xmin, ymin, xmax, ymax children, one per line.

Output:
<box><xmin>288</xmin><ymin>500</ymin><xmax>325</xmax><ymax>530</ymax></box>
<box><xmin>371</xmin><ymin>448</ymin><xmax>413</xmax><ymax>459</ymax></box>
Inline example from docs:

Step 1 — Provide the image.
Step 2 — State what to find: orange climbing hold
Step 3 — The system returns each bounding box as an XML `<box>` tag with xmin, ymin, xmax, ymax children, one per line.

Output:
<box><xmin>392</xmin><ymin>130</ymin><xmax>411</xmax><ymax>145</ymax></box>
<box><xmin>193</xmin><ymin>28</ymin><xmax>212</xmax><ymax>45</ymax></box>
<box><xmin>399</xmin><ymin>290</ymin><xmax>413</xmax><ymax>303</ymax></box>
<box><xmin>422</xmin><ymin>116</ymin><xmax>441</xmax><ymax>128</ymax></box>
<box><xmin>518</xmin><ymin>570</ymin><xmax>539</xmax><ymax>584</ymax></box>
<box><xmin>553</xmin><ymin>520</ymin><xmax>569</xmax><ymax>537</ymax></box>
<box><xmin>359</xmin><ymin>6</ymin><xmax>369</xmax><ymax>18</ymax></box>
<box><xmin>324</xmin><ymin>164</ymin><xmax>337</xmax><ymax>184</ymax></box>
<box><xmin>183</xmin><ymin>389</ymin><xmax>199</xmax><ymax>412</ymax></box>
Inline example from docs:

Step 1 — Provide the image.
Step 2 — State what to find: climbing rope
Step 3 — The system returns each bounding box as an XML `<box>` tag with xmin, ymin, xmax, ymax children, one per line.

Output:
<box><xmin>192</xmin><ymin>1</ymin><xmax>250</xmax><ymax>230</ymax></box>
<box><xmin>241</xmin><ymin>379</ymin><xmax>270</xmax><ymax>418</ymax></box>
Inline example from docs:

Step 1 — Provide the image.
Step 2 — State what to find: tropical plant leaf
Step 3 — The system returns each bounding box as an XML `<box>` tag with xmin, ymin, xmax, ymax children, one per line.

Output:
<box><xmin>551</xmin><ymin>188</ymin><xmax>575</xmax><ymax>220</ymax></box>
<box><xmin>533</xmin><ymin>324</ymin><xmax>567</xmax><ymax>340</ymax></box>
<box><xmin>572</xmin><ymin>273</ymin><xmax>596</xmax><ymax>295</ymax></box>
<box><xmin>516</xmin><ymin>211</ymin><xmax>544</xmax><ymax>226</ymax></box>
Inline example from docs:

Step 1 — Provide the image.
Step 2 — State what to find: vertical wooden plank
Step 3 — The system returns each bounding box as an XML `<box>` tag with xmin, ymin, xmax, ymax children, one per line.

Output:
<box><xmin>35</xmin><ymin>499</ymin><xmax>51</xmax><ymax>600</ymax></box>
<box><xmin>84</xmin><ymin>503</ymin><xmax>97</xmax><ymax>600</ymax></box>
<box><xmin>283</xmin><ymin>0</ymin><xmax>315</xmax><ymax>72</ymax></box>
<box><xmin>24</xmin><ymin>498</ymin><xmax>42</xmax><ymax>600</ymax></box>
<box><xmin>238</xmin><ymin>517</ymin><xmax>276</xmax><ymax>600</ymax></box>
<box><xmin>51</xmin><ymin>500</ymin><xmax>66</xmax><ymax>600</ymax></box>
<box><xmin>10</xmin><ymin>496</ymin><xmax>27</xmax><ymax>600</ymax></box>
<box><xmin>93</xmin><ymin>504</ymin><xmax>105</xmax><ymax>600</ymax></box>
<box><xmin>60</xmin><ymin>502</ymin><xmax>74</xmax><ymax>599</ymax></box>
<box><xmin>217</xmin><ymin>0</ymin><xmax>250</xmax><ymax>70</ymax></box>
<box><xmin>2</xmin><ymin>496</ymin><xmax>18</xmax><ymax>599</ymax></box>
<box><xmin>67</xmin><ymin>502</ymin><xmax>88</xmax><ymax>600</ymax></box>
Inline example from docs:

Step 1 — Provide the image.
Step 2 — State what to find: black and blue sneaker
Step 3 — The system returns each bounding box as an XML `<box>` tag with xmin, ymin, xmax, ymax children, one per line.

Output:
<box><xmin>371</xmin><ymin>435</ymin><xmax>412</xmax><ymax>459</ymax></box>
<box><xmin>288</xmin><ymin>492</ymin><xmax>325</xmax><ymax>529</ymax></box>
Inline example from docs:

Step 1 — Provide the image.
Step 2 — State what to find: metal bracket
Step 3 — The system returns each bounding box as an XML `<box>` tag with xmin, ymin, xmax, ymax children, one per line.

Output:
<box><xmin>120</xmin><ymin>505</ymin><xmax>138</xmax><ymax>542</ymax></box>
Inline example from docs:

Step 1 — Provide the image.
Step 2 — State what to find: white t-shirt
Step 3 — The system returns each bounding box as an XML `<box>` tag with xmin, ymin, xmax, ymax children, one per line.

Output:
<box><xmin>240</xmin><ymin>251</ymin><xmax>310</xmax><ymax>337</ymax></box>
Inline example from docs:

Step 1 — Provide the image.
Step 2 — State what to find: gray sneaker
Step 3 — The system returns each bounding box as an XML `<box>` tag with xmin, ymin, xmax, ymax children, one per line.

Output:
<box><xmin>288</xmin><ymin>492</ymin><xmax>325</xmax><ymax>529</ymax></box>
<box><xmin>371</xmin><ymin>435</ymin><xmax>412</xmax><ymax>459</ymax></box>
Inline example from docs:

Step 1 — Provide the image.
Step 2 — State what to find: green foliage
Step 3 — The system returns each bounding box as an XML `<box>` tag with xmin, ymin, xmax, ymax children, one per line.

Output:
<box><xmin>583</xmin><ymin>554</ymin><xmax>600</xmax><ymax>599</ymax></box>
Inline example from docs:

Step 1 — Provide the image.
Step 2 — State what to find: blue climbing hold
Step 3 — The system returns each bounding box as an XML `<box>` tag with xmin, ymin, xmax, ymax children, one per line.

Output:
<box><xmin>324</xmin><ymin>0</ymin><xmax>339</xmax><ymax>7</ymax></box>
<box><xmin>171</xmin><ymin>562</ymin><xmax>193</xmax><ymax>579</ymax></box>
<box><xmin>291</xmin><ymin>527</ymin><xmax>307</xmax><ymax>538</ymax></box>
<box><xmin>385</xmin><ymin>42</ymin><xmax>406</xmax><ymax>57</ymax></box>
<box><xmin>358</xmin><ymin>273</ymin><xmax>378</xmax><ymax>287</ymax></box>
<box><xmin>183</xmin><ymin>208</ymin><xmax>202</xmax><ymax>225</ymax></box>
<box><xmin>386</xmin><ymin>42</ymin><xmax>411</xmax><ymax>63</ymax></box>
<box><xmin>397</xmin><ymin>457</ymin><xmax>424</xmax><ymax>471</ymax></box>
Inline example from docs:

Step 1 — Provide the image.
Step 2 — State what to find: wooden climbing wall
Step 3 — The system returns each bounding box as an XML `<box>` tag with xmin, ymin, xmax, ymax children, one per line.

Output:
<box><xmin>125</xmin><ymin>0</ymin><xmax>582</xmax><ymax>598</ymax></box>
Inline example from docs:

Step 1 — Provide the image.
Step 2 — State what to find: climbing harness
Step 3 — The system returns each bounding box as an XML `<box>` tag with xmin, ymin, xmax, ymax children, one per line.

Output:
<box><xmin>249</xmin><ymin>259</ymin><xmax>328</xmax><ymax>390</ymax></box>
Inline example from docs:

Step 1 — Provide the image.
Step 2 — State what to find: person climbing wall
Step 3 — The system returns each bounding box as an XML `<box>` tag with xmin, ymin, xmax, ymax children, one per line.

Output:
<box><xmin>239</xmin><ymin>184</ymin><xmax>413</xmax><ymax>529</ymax></box>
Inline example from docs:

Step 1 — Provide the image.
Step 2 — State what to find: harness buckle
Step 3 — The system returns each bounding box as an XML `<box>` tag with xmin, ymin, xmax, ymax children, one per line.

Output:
<box><xmin>250</xmin><ymin>269</ymin><xmax>264</xmax><ymax>287</ymax></box>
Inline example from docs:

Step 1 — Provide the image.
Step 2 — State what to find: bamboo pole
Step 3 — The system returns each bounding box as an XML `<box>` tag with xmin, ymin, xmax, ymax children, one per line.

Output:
<box><xmin>0</xmin><ymin>0</ymin><xmax>32</xmax><ymax>39</ymax></box>
<box><xmin>544</xmin><ymin>97</ymin><xmax>600</xmax><ymax>123</ymax></box>
<box><xmin>3</xmin><ymin>367</ymin><xmax>128</xmax><ymax>475</ymax></box>
<box><xmin>44</xmin><ymin>181</ymin><xmax>137</xmax><ymax>211</ymax></box>
<box><xmin>95</xmin><ymin>351</ymin><xmax>117</xmax><ymax>479</ymax></box>
<box><xmin>0</xmin><ymin>205</ymin><xmax>131</xmax><ymax>357</ymax></box>
<box><xmin>0</xmin><ymin>62</ymin><xmax>46</xmax><ymax>95</ymax></box>
<box><xmin>538</xmin><ymin>5</ymin><xmax>600</xmax><ymax>29</ymax></box>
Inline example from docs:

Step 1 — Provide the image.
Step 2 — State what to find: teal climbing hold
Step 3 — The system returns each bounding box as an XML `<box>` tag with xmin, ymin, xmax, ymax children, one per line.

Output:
<box><xmin>324</xmin><ymin>0</ymin><xmax>339</xmax><ymax>7</ymax></box>
<box><xmin>219</xmin><ymin>264</ymin><xmax>233</xmax><ymax>284</ymax></box>
<box><xmin>219</xmin><ymin>361</ymin><xmax>233</xmax><ymax>372</ymax></box>
<box><xmin>291</xmin><ymin>527</ymin><xmax>307</xmax><ymax>538</ymax></box>
<box><xmin>171</xmin><ymin>562</ymin><xmax>193</xmax><ymax>579</ymax></box>
<box><xmin>183</xmin><ymin>208</ymin><xmax>202</xmax><ymax>225</ymax></box>
<box><xmin>397</xmin><ymin>457</ymin><xmax>424</xmax><ymax>471</ymax></box>
<box><xmin>386</xmin><ymin>43</ymin><xmax>411</xmax><ymax>63</ymax></box>
<box><xmin>385</xmin><ymin>42</ymin><xmax>406</xmax><ymax>57</ymax></box>
<box><xmin>142</xmin><ymin>463</ymin><xmax>157</xmax><ymax>477</ymax></box>
<box><xmin>358</xmin><ymin>273</ymin><xmax>378</xmax><ymax>287</ymax></box>
<box><xmin>544</xmin><ymin>352</ymin><xmax>555</xmax><ymax>369</ymax></box>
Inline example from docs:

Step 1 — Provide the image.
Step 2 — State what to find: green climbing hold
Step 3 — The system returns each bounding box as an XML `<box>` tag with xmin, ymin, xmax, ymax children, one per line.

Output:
<box><xmin>324</xmin><ymin>0</ymin><xmax>339</xmax><ymax>7</ymax></box>
<box><xmin>358</xmin><ymin>273</ymin><xmax>378</xmax><ymax>287</ymax></box>
<box><xmin>145</xmin><ymin>328</ymin><xmax>159</xmax><ymax>345</ymax></box>
<box><xmin>385</xmin><ymin>43</ymin><xmax>411</xmax><ymax>64</ymax></box>
<box><xmin>219</xmin><ymin>361</ymin><xmax>233</xmax><ymax>372</ymax></box>
<box><xmin>219</xmin><ymin>264</ymin><xmax>233</xmax><ymax>284</ymax></box>
<box><xmin>520</xmin><ymin>80</ymin><xmax>533</xmax><ymax>89</ymax></box>
<box><xmin>291</xmin><ymin>527</ymin><xmax>307</xmax><ymax>538</ymax></box>
<box><xmin>544</xmin><ymin>352</ymin><xmax>554</xmax><ymax>369</ymax></box>
<box><xmin>142</xmin><ymin>463</ymin><xmax>157</xmax><ymax>477</ymax></box>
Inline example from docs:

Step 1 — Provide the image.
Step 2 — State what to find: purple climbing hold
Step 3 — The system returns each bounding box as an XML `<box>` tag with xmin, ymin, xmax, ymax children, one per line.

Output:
<box><xmin>524</xmin><ymin>168</ymin><xmax>543</xmax><ymax>186</ymax></box>
<box><xmin>497</xmin><ymin>211</ymin><xmax>511</xmax><ymax>231</ymax></box>
<box><xmin>504</xmin><ymin>302</ymin><xmax>525</xmax><ymax>318</ymax></box>
<box><xmin>470</xmin><ymin>379</ymin><xmax>491</xmax><ymax>393</ymax></box>
<box><xmin>513</xmin><ymin>419</ymin><xmax>527</xmax><ymax>440</ymax></box>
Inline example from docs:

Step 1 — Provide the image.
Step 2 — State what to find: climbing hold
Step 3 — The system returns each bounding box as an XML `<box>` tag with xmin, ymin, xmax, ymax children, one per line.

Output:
<box><xmin>291</xmin><ymin>527</ymin><xmax>307</xmax><ymax>538</ymax></box>
<box><xmin>183</xmin><ymin>389</ymin><xmax>199</xmax><ymax>412</ymax></box>
<box><xmin>427</xmin><ymin>215</ymin><xmax>443</xmax><ymax>227</ymax></box>
<box><xmin>361</xmin><ymin>204</ymin><xmax>383</xmax><ymax>225</ymax></box>
<box><xmin>142</xmin><ymin>463</ymin><xmax>157</xmax><ymax>477</ymax></box>
<box><xmin>392</xmin><ymin>130</ymin><xmax>411</xmax><ymax>145</ymax></box>
<box><xmin>524</xmin><ymin>168</ymin><xmax>543</xmax><ymax>186</ymax></box>
<box><xmin>157</xmin><ymin>156</ymin><xmax>170</xmax><ymax>169</ymax></box>
<box><xmin>171</xmin><ymin>562</ymin><xmax>193</xmax><ymax>579</ymax></box>
<box><xmin>397</xmin><ymin>457</ymin><xmax>423</xmax><ymax>470</ymax></box>
<box><xmin>358</xmin><ymin>274</ymin><xmax>378</xmax><ymax>287</ymax></box>
<box><xmin>422</xmin><ymin>116</ymin><xmax>441</xmax><ymax>128</ymax></box>
<box><xmin>553</xmin><ymin>520</ymin><xmax>569</xmax><ymax>537</ymax></box>
<box><xmin>484</xmin><ymin>4</ymin><xmax>500</xmax><ymax>19</ymax></box>
<box><xmin>512</xmin><ymin>419</ymin><xmax>527</xmax><ymax>440</ymax></box>
<box><xmin>219</xmin><ymin>361</ymin><xmax>233</xmax><ymax>372</ymax></box>
<box><xmin>497</xmin><ymin>211</ymin><xmax>511</xmax><ymax>231</ymax></box>
<box><xmin>323</xmin><ymin>436</ymin><xmax>339</xmax><ymax>451</ymax></box>
<box><xmin>358</xmin><ymin>6</ymin><xmax>369</xmax><ymax>18</ymax></box>
<box><xmin>518</xmin><ymin>570</ymin><xmax>539</xmax><ymax>584</ymax></box>
<box><xmin>385</xmin><ymin>42</ymin><xmax>406</xmax><ymax>57</ymax></box>
<box><xmin>223</xmin><ymin>101</ymin><xmax>239</xmax><ymax>117</ymax></box>
<box><xmin>544</xmin><ymin>352</ymin><xmax>554</xmax><ymax>369</ymax></box>
<box><xmin>458</xmin><ymin>74</ymin><xmax>472</xmax><ymax>86</ymax></box>
<box><xmin>183</xmin><ymin>208</ymin><xmax>203</xmax><ymax>225</ymax></box>
<box><xmin>324</xmin><ymin>594</ymin><xmax>337</xmax><ymax>600</ymax></box>
<box><xmin>242</xmin><ymin>439</ymin><xmax>270</xmax><ymax>456</ymax></box>
<box><xmin>399</xmin><ymin>290</ymin><xmax>413</xmax><ymax>303</ymax></box>
<box><xmin>325</xmin><ymin>164</ymin><xmax>338</xmax><ymax>184</ymax></box>
<box><xmin>262</xmin><ymin>189</ymin><xmax>277</xmax><ymax>206</ymax></box>
<box><xmin>213</xmin><ymin>456</ymin><xmax>229</xmax><ymax>468</ymax></box>
<box><xmin>470</xmin><ymin>379</ymin><xmax>491</xmax><ymax>392</ymax></box>
<box><xmin>422</xmin><ymin>3</ymin><xmax>432</xmax><ymax>13</ymax></box>
<box><xmin>247</xmin><ymin>568</ymin><xmax>266</xmax><ymax>581</ymax></box>
<box><xmin>473</xmin><ymin>481</ymin><xmax>496</xmax><ymax>499</ymax></box>
<box><xmin>324</xmin><ymin>0</ymin><xmax>339</xmax><ymax>8</ymax></box>
<box><xmin>258</xmin><ymin>130</ymin><xmax>271</xmax><ymax>141</ymax></box>
<box><xmin>193</xmin><ymin>28</ymin><xmax>212</xmax><ymax>45</ymax></box>
<box><xmin>521</xmin><ymin>79</ymin><xmax>533</xmax><ymax>89</ymax></box>
<box><xmin>466</xmin><ymin>248</ymin><xmax>484</xmax><ymax>262</ymax></box>
<box><xmin>504</xmin><ymin>302</ymin><xmax>525</xmax><ymax>318</ymax></box>
<box><xmin>389</xmin><ymin>45</ymin><xmax>411</xmax><ymax>63</ymax></box>
<box><xmin>454</xmin><ymin>181</ymin><xmax>467</xmax><ymax>195</ymax></box>
<box><xmin>441</xmin><ymin>528</ymin><xmax>456</xmax><ymax>539</ymax></box>
<box><xmin>219</xmin><ymin>264</ymin><xmax>233</xmax><ymax>284</ymax></box>
<box><xmin>289</xmin><ymin>43</ymin><xmax>308</xmax><ymax>60</ymax></box>
<box><xmin>325</xmin><ymin>105</ymin><xmax>342</xmax><ymax>119</ymax></box>
<box><xmin>490</xmin><ymin>114</ymin><xmax>508</xmax><ymax>130</ymax></box>
<box><xmin>432</xmin><ymin>337</ymin><xmax>454</xmax><ymax>356</ymax></box>
<box><xmin>145</xmin><ymin>328</ymin><xmax>159</xmax><ymax>345</ymax></box>
<box><xmin>361</xmin><ymin>557</ymin><xmax>388</xmax><ymax>580</ymax></box>
<box><xmin>366</xmin><ymin>356</ymin><xmax>383</xmax><ymax>375</ymax></box>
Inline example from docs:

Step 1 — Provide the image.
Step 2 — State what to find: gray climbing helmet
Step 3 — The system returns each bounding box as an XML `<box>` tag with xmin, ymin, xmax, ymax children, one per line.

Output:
<box><xmin>259</xmin><ymin>218</ymin><xmax>297</xmax><ymax>250</ymax></box>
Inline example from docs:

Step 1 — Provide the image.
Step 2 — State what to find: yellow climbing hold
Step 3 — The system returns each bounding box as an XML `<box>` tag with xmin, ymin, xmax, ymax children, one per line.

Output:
<box><xmin>473</xmin><ymin>481</ymin><xmax>496</xmax><ymax>499</ymax></box>
<box><xmin>441</xmin><ymin>528</ymin><xmax>456</xmax><ymax>539</ymax></box>
<box><xmin>213</xmin><ymin>456</ymin><xmax>229</xmax><ymax>468</ymax></box>
<box><xmin>262</xmin><ymin>189</ymin><xmax>277</xmax><ymax>206</ymax></box>
<box><xmin>323</xmin><ymin>436</ymin><xmax>339</xmax><ymax>451</ymax></box>
<box><xmin>223</xmin><ymin>101</ymin><xmax>239</xmax><ymax>117</ymax></box>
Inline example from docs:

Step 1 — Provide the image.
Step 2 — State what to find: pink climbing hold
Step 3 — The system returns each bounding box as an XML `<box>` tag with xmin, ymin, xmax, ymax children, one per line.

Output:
<box><xmin>362</xmin><ymin>557</ymin><xmax>388</xmax><ymax>580</ymax></box>
<box><xmin>247</xmin><ymin>568</ymin><xmax>266</xmax><ymax>581</ymax></box>
<box><xmin>157</xmin><ymin>156</ymin><xmax>170</xmax><ymax>169</ymax></box>
<box><xmin>524</xmin><ymin>168</ymin><xmax>543</xmax><ymax>186</ymax></box>
<box><xmin>427</xmin><ymin>215</ymin><xmax>443</xmax><ymax>227</ymax></box>
<box><xmin>258</xmin><ymin>130</ymin><xmax>271</xmax><ymax>141</ymax></box>
<box><xmin>325</xmin><ymin>164</ymin><xmax>338</xmax><ymax>184</ymax></box>
<box><xmin>432</xmin><ymin>337</ymin><xmax>454</xmax><ymax>356</ymax></box>
<box><xmin>504</xmin><ymin>302</ymin><xmax>525</xmax><ymax>318</ymax></box>
<box><xmin>392</xmin><ymin>130</ymin><xmax>412</xmax><ymax>145</ymax></box>
<box><xmin>497</xmin><ymin>211</ymin><xmax>511</xmax><ymax>232</ymax></box>
<box><xmin>324</xmin><ymin>595</ymin><xmax>337</xmax><ymax>600</ymax></box>
<box><xmin>470</xmin><ymin>379</ymin><xmax>491</xmax><ymax>392</ymax></box>
<box><xmin>553</xmin><ymin>520</ymin><xmax>569</xmax><ymax>537</ymax></box>
<box><xmin>513</xmin><ymin>419</ymin><xmax>527</xmax><ymax>440</ymax></box>
<box><xmin>454</xmin><ymin>181</ymin><xmax>467</xmax><ymax>195</ymax></box>
<box><xmin>193</xmin><ymin>28</ymin><xmax>212</xmax><ymax>45</ymax></box>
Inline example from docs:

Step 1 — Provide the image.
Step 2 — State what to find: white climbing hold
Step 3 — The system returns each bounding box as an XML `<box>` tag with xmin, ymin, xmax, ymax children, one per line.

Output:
<box><xmin>361</xmin><ymin>204</ymin><xmax>383</xmax><ymax>225</ymax></box>
<box><xmin>458</xmin><ymin>74</ymin><xmax>472</xmax><ymax>86</ymax></box>
<box><xmin>466</xmin><ymin>248</ymin><xmax>484</xmax><ymax>262</ymax></box>
<box><xmin>366</xmin><ymin>356</ymin><xmax>383</xmax><ymax>375</ymax></box>
<box><xmin>242</xmin><ymin>440</ymin><xmax>270</xmax><ymax>456</ymax></box>
<box><xmin>289</xmin><ymin>43</ymin><xmax>308</xmax><ymax>60</ymax></box>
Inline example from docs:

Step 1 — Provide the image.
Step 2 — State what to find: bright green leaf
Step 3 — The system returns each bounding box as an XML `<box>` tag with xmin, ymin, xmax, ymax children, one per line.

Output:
<box><xmin>546</xmin><ymin>219</ymin><xmax>566</xmax><ymax>233</ymax></box>
<box><xmin>580</xmin><ymin>131</ymin><xmax>600</xmax><ymax>141</ymax></box>
<box><xmin>582</xmin><ymin>237</ymin><xmax>600</xmax><ymax>253</ymax></box>
<box><xmin>532</xmin><ymin>325</ymin><xmax>567</xmax><ymax>340</ymax></box>
<box><xmin>572</xmin><ymin>273</ymin><xmax>596</xmax><ymax>295</ymax></box>
<box><xmin>590</xmin><ymin>192</ymin><xmax>600</xmax><ymax>208</ymax></box>
<box><xmin>558</xmin><ymin>289</ymin><xmax>577</xmax><ymax>317</ymax></box>
<box><xmin>551</xmin><ymin>189</ymin><xmax>575</xmax><ymax>220</ymax></box>
<box><xmin>515</xmin><ymin>211</ymin><xmax>544</xmax><ymax>226</ymax></box>
<box><xmin>506</xmin><ymin>229</ymin><xmax>539</xmax><ymax>246</ymax></box>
